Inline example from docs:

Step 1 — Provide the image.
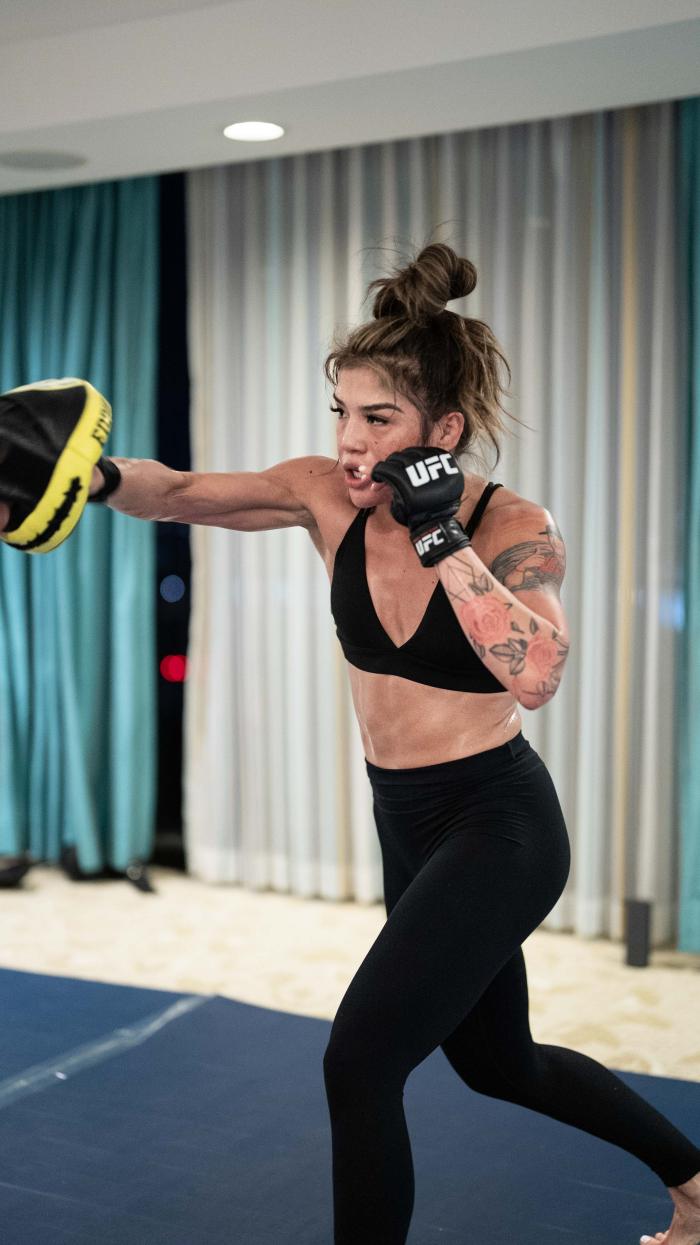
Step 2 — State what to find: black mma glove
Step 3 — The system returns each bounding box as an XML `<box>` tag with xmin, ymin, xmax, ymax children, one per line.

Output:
<box><xmin>371</xmin><ymin>446</ymin><xmax>471</xmax><ymax>568</ymax></box>
<box><xmin>87</xmin><ymin>457</ymin><xmax>122</xmax><ymax>504</ymax></box>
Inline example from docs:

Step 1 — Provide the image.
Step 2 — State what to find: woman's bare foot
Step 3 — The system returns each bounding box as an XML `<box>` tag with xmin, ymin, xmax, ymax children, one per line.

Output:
<box><xmin>640</xmin><ymin>1172</ymin><xmax>700</xmax><ymax>1245</ymax></box>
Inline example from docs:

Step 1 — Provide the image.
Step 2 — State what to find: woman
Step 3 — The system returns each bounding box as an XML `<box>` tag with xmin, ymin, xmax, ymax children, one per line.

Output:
<box><xmin>2</xmin><ymin>244</ymin><xmax>699</xmax><ymax>1245</ymax></box>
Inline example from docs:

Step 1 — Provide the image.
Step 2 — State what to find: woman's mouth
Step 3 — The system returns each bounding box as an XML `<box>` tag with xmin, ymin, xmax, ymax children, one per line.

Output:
<box><xmin>344</xmin><ymin>468</ymin><xmax>383</xmax><ymax>491</ymax></box>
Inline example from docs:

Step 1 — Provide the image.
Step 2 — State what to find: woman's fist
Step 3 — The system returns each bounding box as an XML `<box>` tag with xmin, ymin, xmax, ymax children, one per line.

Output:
<box><xmin>371</xmin><ymin>446</ymin><xmax>464</xmax><ymax>527</ymax></box>
<box><xmin>371</xmin><ymin>446</ymin><xmax>472</xmax><ymax>568</ymax></box>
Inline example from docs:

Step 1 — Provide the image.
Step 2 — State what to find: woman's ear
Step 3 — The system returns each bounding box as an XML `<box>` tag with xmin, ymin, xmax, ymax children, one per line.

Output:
<box><xmin>435</xmin><ymin>410</ymin><xmax>465</xmax><ymax>450</ymax></box>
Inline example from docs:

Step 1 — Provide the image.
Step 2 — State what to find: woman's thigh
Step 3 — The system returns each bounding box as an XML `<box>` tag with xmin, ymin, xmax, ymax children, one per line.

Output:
<box><xmin>439</xmin><ymin>946</ymin><xmax>540</xmax><ymax>1092</ymax></box>
<box><xmin>378</xmin><ymin>808</ymin><xmax>546</xmax><ymax>1090</ymax></box>
<box><xmin>325</xmin><ymin>822</ymin><xmax>568</xmax><ymax>1083</ymax></box>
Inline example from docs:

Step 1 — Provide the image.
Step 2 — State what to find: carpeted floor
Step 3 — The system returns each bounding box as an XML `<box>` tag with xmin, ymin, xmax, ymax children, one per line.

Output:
<box><xmin>1</xmin><ymin>863</ymin><xmax>699</xmax><ymax>1079</ymax></box>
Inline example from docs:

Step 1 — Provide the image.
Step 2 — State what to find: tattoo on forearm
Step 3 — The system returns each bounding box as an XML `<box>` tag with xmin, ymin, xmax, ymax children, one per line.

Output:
<box><xmin>440</xmin><ymin>522</ymin><xmax>570</xmax><ymax>704</ymax></box>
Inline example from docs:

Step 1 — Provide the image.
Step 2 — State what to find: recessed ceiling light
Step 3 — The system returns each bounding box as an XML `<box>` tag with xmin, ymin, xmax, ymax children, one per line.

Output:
<box><xmin>0</xmin><ymin>150</ymin><xmax>88</xmax><ymax>170</ymax></box>
<box><xmin>223</xmin><ymin>122</ymin><xmax>285</xmax><ymax>143</ymax></box>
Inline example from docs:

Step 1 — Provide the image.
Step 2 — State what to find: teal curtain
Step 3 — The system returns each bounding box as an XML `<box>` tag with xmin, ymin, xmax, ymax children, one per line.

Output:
<box><xmin>0</xmin><ymin>177</ymin><xmax>159</xmax><ymax>872</ymax></box>
<box><xmin>679</xmin><ymin>99</ymin><xmax>700</xmax><ymax>951</ymax></box>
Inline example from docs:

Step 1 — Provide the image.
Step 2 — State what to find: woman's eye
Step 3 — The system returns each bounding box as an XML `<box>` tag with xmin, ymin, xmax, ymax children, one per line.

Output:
<box><xmin>329</xmin><ymin>407</ymin><xmax>387</xmax><ymax>425</ymax></box>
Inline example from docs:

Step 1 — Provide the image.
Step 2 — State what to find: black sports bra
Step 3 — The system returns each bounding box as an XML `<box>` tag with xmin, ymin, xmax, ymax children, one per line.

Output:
<box><xmin>330</xmin><ymin>482</ymin><xmax>507</xmax><ymax>692</ymax></box>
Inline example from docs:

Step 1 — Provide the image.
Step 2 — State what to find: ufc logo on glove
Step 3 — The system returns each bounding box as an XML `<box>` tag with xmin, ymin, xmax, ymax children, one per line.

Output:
<box><xmin>415</xmin><ymin>527</ymin><xmax>446</xmax><ymax>557</ymax></box>
<box><xmin>370</xmin><ymin>446</ymin><xmax>472</xmax><ymax>569</ymax></box>
<box><xmin>405</xmin><ymin>453</ymin><xmax>460</xmax><ymax>488</ymax></box>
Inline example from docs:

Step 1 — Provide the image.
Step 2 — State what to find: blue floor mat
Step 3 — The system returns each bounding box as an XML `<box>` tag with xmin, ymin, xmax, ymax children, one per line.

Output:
<box><xmin>0</xmin><ymin>966</ymin><xmax>697</xmax><ymax>1244</ymax></box>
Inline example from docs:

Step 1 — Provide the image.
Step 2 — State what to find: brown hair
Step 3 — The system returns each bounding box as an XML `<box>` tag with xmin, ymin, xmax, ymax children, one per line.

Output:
<box><xmin>324</xmin><ymin>240</ymin><xmax>528</xmax><ymax>473</ymax></box>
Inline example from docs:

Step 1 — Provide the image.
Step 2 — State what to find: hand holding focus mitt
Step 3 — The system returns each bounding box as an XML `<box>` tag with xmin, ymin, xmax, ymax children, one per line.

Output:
<box><xmin>370</xmin><ymin>446</ymin><xmax>472</xmax><ymax>568</ymax></box>
<box><xmin>0</xmin><ymin>378</ymin><xmax>112</xmax><ymax>554</ymax></box>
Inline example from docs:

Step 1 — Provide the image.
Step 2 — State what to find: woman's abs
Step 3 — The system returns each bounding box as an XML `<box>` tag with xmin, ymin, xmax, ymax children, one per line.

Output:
<box><xmin>346</xmin><ymin>663</ymin><xmax>522</xmax><ymax>768</ymax></box>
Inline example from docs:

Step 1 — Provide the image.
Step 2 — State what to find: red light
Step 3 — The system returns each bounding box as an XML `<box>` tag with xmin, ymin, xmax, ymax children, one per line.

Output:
<box><xmin>160</xmin><ymin>654</ymin><xmax>188</xmax><ymax>683</ymax></box>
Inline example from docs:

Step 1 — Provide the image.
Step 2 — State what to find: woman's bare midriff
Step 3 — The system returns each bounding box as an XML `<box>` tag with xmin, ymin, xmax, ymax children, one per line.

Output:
<box><xmin>306</xmin><ymin>461</ymin><xmax>523</xmax><ymax>769</ymax></box>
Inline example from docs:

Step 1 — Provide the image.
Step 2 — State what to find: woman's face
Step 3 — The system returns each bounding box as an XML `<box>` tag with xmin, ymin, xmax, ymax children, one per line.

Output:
<box><xmin>333</xmin><ymin>366</ymin><xmax>463</xmax><ymax>511</ymax></box>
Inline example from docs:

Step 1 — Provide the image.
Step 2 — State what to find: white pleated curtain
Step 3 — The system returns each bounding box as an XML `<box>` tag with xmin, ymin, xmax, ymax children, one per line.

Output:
<box><xmin>184</xmin><ymin>102</ymin><xmax>682</xmax><ymax>946</ymax></box>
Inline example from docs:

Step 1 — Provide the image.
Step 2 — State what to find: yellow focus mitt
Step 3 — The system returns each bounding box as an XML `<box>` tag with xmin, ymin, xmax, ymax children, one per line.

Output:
<box><xmin>0</xmin><ymin>378</ymin><xmax>111</xmax><ymax>554</ymax></box>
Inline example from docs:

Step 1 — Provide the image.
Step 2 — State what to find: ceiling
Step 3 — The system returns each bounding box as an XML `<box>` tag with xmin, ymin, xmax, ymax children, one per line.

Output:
<box><xmin>0</xmin><ymin>0</ymin><xmax>699</xmax><ymax>196</ymax></box>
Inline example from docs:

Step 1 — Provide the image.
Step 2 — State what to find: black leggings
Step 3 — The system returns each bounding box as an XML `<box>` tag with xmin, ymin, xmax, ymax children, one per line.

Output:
<box><xmin>322</xmin><ymin>732</ymin><xmax>700</xmax><ymax>1244</ymax></box>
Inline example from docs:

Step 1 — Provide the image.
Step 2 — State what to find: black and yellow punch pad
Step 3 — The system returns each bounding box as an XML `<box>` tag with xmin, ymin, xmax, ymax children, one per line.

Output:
<box><xmin>0</xmin><ymin>378</ymin><xmax>112</xmax><ymax>554</ymax></box>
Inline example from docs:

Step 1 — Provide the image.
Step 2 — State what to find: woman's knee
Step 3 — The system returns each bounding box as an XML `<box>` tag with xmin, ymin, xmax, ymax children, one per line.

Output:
<box><xmin>324</xmin><ymin>1022</ymin><xmax>389</xmax><ymax>1079</ymax></box>
<box><xmin>324</xmin><ymin>1038</ymin><xmax>392</xmax><ymax>1119</ymax></box>
<box><xmin>441</xmin><ymin>1040</ymin><xmax>510</xmax><ymax>1097</ymax></box>
<box><xmin>441</xmin><ymin>1032</ymin><xmax>543</xmax><ymax>1099</ymax></box>
<box><xmin>323</xmin><ymin>1015</ymin><xmax>409</xmax><ymax>1105</ymax></box>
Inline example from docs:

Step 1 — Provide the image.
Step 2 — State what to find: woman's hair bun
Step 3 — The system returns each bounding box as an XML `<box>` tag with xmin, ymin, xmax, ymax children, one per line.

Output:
<box><xmin>367</xmin><ymin>243</ymin><xmax>477</xmax><ymax>324</ymax></box>
<box><xmin>324</xmin><ymin>236</ymin><xmax>521</xmax><ymax>474</ymax></box>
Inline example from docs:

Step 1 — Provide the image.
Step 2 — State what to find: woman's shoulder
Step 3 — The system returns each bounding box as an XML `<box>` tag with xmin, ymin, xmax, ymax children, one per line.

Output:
<box><xmin>290</xmin><ymin>456</ymin><xmax>343</xmax><ymax>515</ymax></box>
<box><xmin>459</xmin><ymin>476</ymin><xmax>545</xmax><ymax>564</ymax></box>
<box><xmin>459</xmin><ymin>475</ymin><xmax>521</xmax><ymax>525</ymax></box>
<box><xmin>289</xmin><ymin>457</ymin><xmax>354</xmax><ymax>572</ymax></box>
<box><xmin>490</xmin><ymin>480</ymin><xmax>543</xmax><ymax>521</ymax></box>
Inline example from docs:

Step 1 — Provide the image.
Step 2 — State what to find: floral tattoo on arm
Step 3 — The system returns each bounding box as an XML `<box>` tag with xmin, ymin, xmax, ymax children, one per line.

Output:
<box><xmin>440</xmin><ymin>518</ymin><xmax>570</xmax><ymax>706</ymax></box>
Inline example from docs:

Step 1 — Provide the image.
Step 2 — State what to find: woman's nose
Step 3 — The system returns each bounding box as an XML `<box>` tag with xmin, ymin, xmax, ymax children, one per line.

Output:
<box><xmin>339</xmin><ymin>434</ymin><xmax>368</xmax><ymax>455</ymax></box>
